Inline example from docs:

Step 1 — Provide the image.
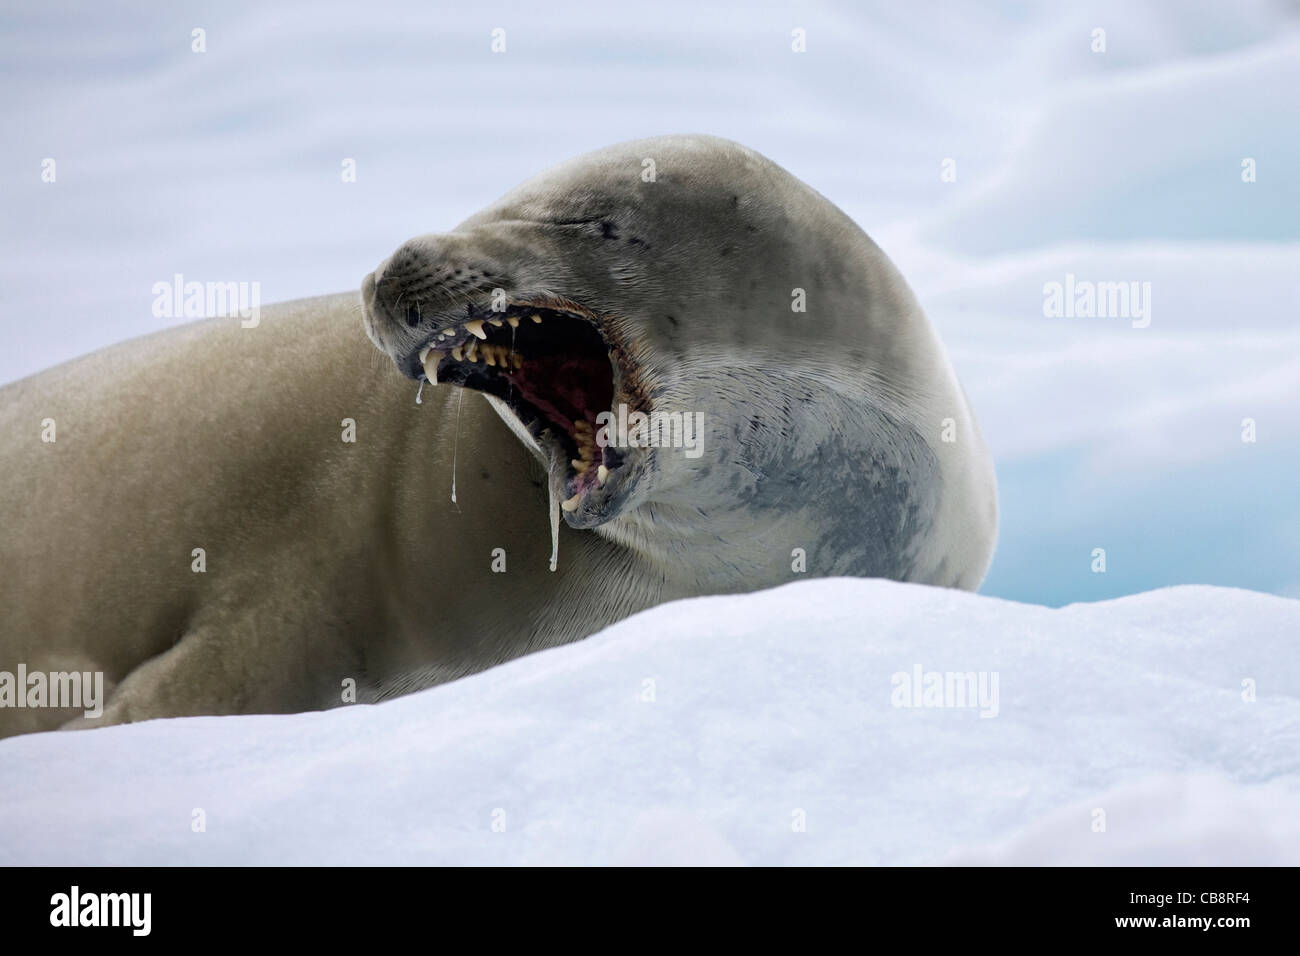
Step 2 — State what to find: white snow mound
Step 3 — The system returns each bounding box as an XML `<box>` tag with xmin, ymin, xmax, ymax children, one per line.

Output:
<box><xmin>1</xmin><ymin>578</ymin><xmax>1297</xmax><ymax>866</ymax></box>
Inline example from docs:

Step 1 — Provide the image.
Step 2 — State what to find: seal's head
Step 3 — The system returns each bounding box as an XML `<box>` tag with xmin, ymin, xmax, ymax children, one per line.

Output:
<box><xmin>361</xmin><ymin>135</ymin><xmax>996</xmax><ymax>588</ymax></box>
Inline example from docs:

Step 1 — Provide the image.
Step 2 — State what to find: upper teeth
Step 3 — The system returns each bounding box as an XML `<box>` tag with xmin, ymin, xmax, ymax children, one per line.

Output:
<box><xmin>421</xmin><ymin>310</ymin><xmax>544</xmax><ymax>373</ymax></box>
<box><xmin>423</xmin><ymin>310</ymin><xmax>543</xmax><ymax>354</ymax></box>
<box><xmin>418</xmin><ymin>345</ymin><xmax>442</xmax><ymax>384</ymax></box>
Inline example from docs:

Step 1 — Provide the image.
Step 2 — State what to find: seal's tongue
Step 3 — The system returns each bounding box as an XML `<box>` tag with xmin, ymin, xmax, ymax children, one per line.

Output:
<box><xmin>509</xmin><ymin>351</ymin><xmax>612</xmax><ymax>450</ymax></box>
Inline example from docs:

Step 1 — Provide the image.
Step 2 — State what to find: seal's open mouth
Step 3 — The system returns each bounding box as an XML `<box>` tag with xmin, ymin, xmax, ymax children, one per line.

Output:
<box><xmin>401</xmin><ymin>299</ymin><xmax>637</xmax><ymax>515</ymax></box>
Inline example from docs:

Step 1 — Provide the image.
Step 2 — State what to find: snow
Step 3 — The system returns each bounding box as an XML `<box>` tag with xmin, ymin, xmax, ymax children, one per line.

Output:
<box><xmin>2</xmin><ymin>579</ymin><xmax>1297</xmax><ymax>865</ymax></box>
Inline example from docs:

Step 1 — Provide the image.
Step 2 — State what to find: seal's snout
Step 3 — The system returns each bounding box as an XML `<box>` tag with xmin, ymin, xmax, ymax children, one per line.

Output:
<box><xmin>360</xmin><ymin>270</ymin><xmax>383</xmax><ymax>350</ymax></box>
<box><xmin>361</xmin><ymin>269</ymin><xmax>378</xmax><ymax>312</ymax></box>
<box><xmin>363</xmin><ymin>237</ymin><xmax>513</xmax><ymax>348</ymax></box>
<box><xmin>365</xmin><ymin>253</ymin><xmax>424</xmax><ymax>340</ymax></box>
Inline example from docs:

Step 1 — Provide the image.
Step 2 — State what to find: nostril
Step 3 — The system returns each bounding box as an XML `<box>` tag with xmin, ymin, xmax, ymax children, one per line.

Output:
<box><xmin>404</xmin><ymin>303</ymin><xmax>421</xmax><ymax>328</ymax></box>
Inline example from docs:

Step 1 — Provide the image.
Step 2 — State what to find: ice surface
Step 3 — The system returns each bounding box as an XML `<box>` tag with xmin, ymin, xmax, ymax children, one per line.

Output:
<box><xmin>1</xmin><ymin>579</ymin><xmax>1295</xmax><ymax>865</ymax></box>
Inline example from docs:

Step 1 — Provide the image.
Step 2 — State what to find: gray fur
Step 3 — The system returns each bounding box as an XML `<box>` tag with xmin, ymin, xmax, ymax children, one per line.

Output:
<box><xmin>366</xmin><ymin>134</ymin><xmax>996</xmax><ymax>591</ymax></box>
<box><xmin>0</xmin><ymin>135</ymin><xmax>995</xmax><ymax>737</ymax></box>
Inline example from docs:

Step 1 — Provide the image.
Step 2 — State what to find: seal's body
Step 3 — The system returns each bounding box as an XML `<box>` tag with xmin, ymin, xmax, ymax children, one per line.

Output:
<box><xmin>0</xmin><ymin>135</ymin><xmax>996</xmax><ymax>738</ymax></box>
<box><xmin>0</xmin><ymin>297</ymin><xmax>659</xmax><ymax>736</ymax></box>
